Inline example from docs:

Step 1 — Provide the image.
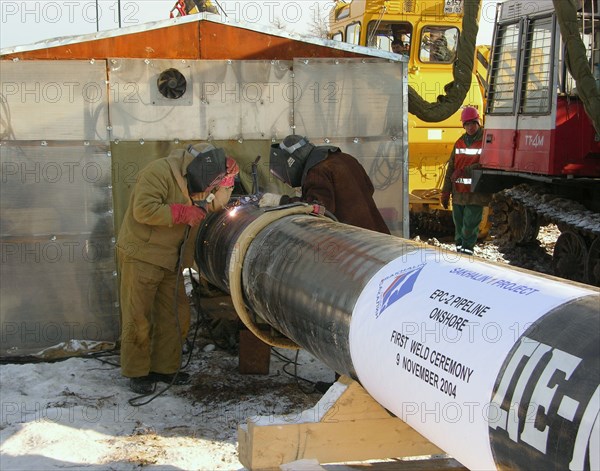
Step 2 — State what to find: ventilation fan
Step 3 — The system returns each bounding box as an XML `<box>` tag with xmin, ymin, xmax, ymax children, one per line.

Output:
<box><xmin>157</xmin><ymin>68</ymin><xmax>187</xmax><ymax>99</ymax></box>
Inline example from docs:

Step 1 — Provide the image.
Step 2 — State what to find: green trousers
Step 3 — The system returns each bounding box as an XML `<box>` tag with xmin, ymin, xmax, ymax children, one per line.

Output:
<box><xmin>118</xmin><ymin>253</ymin><xmax>190</xmax><ymax>378</ymax></box>
<box><xmin>452</xmin><ymin>204</ymin><xmax>483</xmax><ymax>251</ymax></box>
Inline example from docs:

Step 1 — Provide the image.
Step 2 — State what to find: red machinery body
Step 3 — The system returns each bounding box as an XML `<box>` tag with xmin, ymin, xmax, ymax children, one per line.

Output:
<box><xmin>482</xmin><ymin>98</ymin><xmax>600</xmax><ymax>177</ymax></box>
<box><xmin>473</xmin><ymin>0</ymin><xmax>600</xmax><ymax>286</ymax></box>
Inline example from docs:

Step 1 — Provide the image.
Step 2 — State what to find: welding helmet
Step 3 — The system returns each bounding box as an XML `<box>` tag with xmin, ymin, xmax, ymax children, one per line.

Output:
<box><xmin>269</xmin><ymin>135</ymin><xmax>315</xmax><ymax>187</ymax></box>
<box><xmin>460</xmin><ymin>106</ymin><xmax>480</xmax><ymax>124</ymax></box>
<box><xmin>186</xmin><ymin>144</ymin><xmax>228</xmax><ymax>195</ymax></box>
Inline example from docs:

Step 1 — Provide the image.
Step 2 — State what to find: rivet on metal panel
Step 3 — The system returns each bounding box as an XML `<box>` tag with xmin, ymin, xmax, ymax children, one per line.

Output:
<box><xmin>84</xmin><ymin>141</ymin><xmax>90</xmax><ymax>146</ymax></box>
<box><xmin>111</xmin><ymin>238</ymin><xmax>116</xmax><ymax>244</ymax></box>
<box><xmin>107</xmin><ymin>151</ymin><xmax>112</xmax><ymax>157</ymax></box>
<box><xmin>107</xmin><ymin>125</ymin><xmax>113</xmax><ymax>132</ymax></box>
<box><xmin>114</xmin><ymin>139</ymin><xmax>120</xmax><ymax>144</ymax></box>
<box><xmin>303</xmin><ymin>60</ymin><xmax>309</xmax><ymax>65</ymax></box>
<box><xmin>139</xmin><ymin>139</ymin><xmax>145</xmax><ymax>145</ymax></box>
<box><xmin>108</xmin><ymin>209</ymin><xmax>114</xmax><ymax>214</ymax></box>
<box><xmin>238</xmin><ymin>138</ymin><xmax>243</xmax><ymax>144</ymax></box>
<box><xmin>290</xmin><ymin>73</ymin><xmax>295</xmax><ymax>78</ymax></box>
<box><xmin>271</xmin><ymin>60</ymin><xmax>276</xmax><ymax>64</ymax></box>
<box><xmin>271</xmin><ymin>137</ymin><xmax>277</xmax><ymax>143</ymax></box>
<box><xmin>115</xmin><ymin>302</ymin><xmax>120</xmax><ymax>307</ymax></box>
<box><xmin>334</xmin><ymin>60</ymin><xmax>340</xmax><ymax>65</ymax></box>
<box><xmin>324</xmin><ymin>138</ymin><xmax>330</xmax><ymax>143</ymax></box>
<box><xmin>90</xmin><ymin>59</ymin><xmax>95</xmax><ymax>64</ymax></box>
<box><xmin>50</xmin><ymin>235</ymin><xmax>57</xmax><ymax>241</ymax></box>
<box><xmin>392</xmin><ymin>136</ymin><xmax>398</xmax><ymax>141</ymax></box>
<box><xmin>111</xmin><ymin>59</ymin><xmax>117</xmax><ymax>64</ymax></box>
<box><xmin>108</xmin><ymin>185</ymin><xmax>113</xmax><ymax>189</ymax></box>
<box><xmin>41</xmin><ymin>141</ymin><xmax>47</xmax><ymax>146</ymax></box>
<box><xmin>113</xmin><ymin>271</ymin><xmax>118</xmax><ymax>277</ymax></box>
<box><xmin>174</xmin><ymin>138</ymin><xmax>180</xmax><ymax>144</ymax></box>
<box><xmin>227</xmin><ymin>60</ymin><xmax>232</xmax><ymax>65</ymax></box>
<box><xmin>144</xmin><ymin>59</ymin><xmax>150</xmax><ymax>65</ymax></box>
<box><xmin>362</xmin><ymin>59</ymin><xmax>366</xmax><ymax>63</ymax></box>
<box><xmin>353</xmin><ymin>138</ymin><xmax>360</xmax><ymax>143</ymax></box>
<box><xmin>12</xmin><ymin>57</ymin><xmax>19</xmax><ymax>62</ymax></box>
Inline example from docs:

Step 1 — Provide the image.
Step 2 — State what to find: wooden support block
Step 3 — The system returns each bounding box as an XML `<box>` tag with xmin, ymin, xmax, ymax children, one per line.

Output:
<box><xmin>238</xmin><ymin>328</ymin><xmax>271</xmax><ymax>375</ymax></box>
<box><xmin>238</xmin><ymin>376</ymin><xmax>444</xmax><ymax>470</ymax></box>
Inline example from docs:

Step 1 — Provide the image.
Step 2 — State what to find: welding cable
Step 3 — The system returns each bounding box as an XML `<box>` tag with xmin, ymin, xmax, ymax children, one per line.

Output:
<box><xmin>271</xmin><ymin>349</ymin><xmax>318</xmax><ymax>394</ymax></box>
<box><xmin>228</xmin><ymin>204</ymin><xmax>332</xmax><ymax>350</ymax></box>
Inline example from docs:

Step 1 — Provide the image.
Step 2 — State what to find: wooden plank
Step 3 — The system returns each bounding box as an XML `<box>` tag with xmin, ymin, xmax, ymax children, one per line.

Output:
<box><xmin>238</xmin><ymin>377</ymin><xmax>444</xmax><ymax>470</ymax></box>
<box><xmin>239</xmin><ymin>328</ymin><xmax>271</xmax><ymax>375</ymax></box>
<box><xmin>239</xmin><ymin>417</ymin><xmax>443</xmax><ymax>470</ymax></box>
<box><xmin>321</xmin><ymin>378</ymin><xmax>391</xmax><ymax>422</ymax></box>
<box><xmin>321</xmin><ymin>456</ymin><xmax>467</xmax><ymax>470</ymax></box>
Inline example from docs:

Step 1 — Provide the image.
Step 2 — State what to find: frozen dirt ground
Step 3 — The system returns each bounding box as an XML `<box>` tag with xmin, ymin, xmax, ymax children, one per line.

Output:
<box><xmin>0</xmin><ymin>342</ymin><xmax>335</xmax><ymax>470</ymax></box>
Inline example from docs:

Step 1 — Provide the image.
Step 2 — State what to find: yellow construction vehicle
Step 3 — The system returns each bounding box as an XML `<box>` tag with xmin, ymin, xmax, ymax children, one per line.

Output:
<box><xmin>329</xmin><ymin>0</ymin><xmax>488</xmax><ymax>234</ymax></box>
<box><xmin>169</xmin><ymin>0</ymin><xmax>217</xmax><ymax>18</ymax></box>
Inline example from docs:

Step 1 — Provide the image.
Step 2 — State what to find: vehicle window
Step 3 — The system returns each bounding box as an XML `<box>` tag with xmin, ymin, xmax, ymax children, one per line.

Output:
<box><xmin>488</xmin><ymin>22</ymin><xmax>520</xmax><ymax>113</ymax></box>
<box><xmin>521</xmin><ymin>17</ymin><xmax>553</xmax><ymax>114</ymax></box>
<box><xmin>346</xmin><ymin>22</ymin><xmax>361</xmax><ymax>45</ymax></box>
<box><xmin>332</xmin><ymin>31</ymin><xmax>343</xmax><ymax>42</ymax></box>
<box><xmin>366</xmin><ymin>21</ymin><xmax>412</xmax><ymax>55</ymax></box>
<box><xmin>419</xmin><ymin>26</ymin><xmax>458</xmax><ymax>63</ymax></box>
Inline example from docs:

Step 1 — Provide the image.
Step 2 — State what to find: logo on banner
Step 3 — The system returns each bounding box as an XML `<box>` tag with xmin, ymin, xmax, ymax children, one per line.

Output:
<box><xmin>376</xmin><ymin>265</ymin><xmax>425</xmax><ymax>318</ymax></box>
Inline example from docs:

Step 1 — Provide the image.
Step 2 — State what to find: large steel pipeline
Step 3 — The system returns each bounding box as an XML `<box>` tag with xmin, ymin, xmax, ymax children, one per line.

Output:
<box><xmin>195</xmin><ymin>203</ymin><xmax>600</xmax><ymax>471</ymax></box>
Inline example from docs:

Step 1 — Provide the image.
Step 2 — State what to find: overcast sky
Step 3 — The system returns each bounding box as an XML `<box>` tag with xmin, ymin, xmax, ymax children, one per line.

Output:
<box><xmin>1</xmin><ymin>0</ymin><xmax>498</xmax><ymax>50</ymax></box>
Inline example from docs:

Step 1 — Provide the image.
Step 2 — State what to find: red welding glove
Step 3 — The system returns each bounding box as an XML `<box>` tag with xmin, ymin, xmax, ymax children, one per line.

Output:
<box><xmin>218</xmin><ymin>157</ymin><xmax>240</xmax><ymax>188</ymax></box>
<box><xmin>226</xmin><ymin>157</ymin><xmax>240</xmax><ymax>177</ymax></box>
<box><xmin>441</xmin><ymin>192</ymin><xmax>450</xmax><ymax>210</ymax></box>
<box><xmin>170</xmin><ymin>204</ymin><xmax>206</xmax><ymax>226</ymax></box>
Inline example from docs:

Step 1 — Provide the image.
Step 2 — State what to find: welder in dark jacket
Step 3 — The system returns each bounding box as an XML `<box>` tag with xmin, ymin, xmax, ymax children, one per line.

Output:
<box><xmin>259</xmin><ymin>135</ymin><xmax>390</xmax><ymax>234</ymax></box>
<box><xmin>441</xmin><ymin>107</ymin><xmax>491</xmax><ymax>255</ymax></box>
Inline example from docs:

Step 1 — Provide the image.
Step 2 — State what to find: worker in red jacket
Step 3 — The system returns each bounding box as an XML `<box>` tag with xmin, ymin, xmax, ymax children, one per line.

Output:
<box><xmin>259</xmin><ymin>135</ymin><xmax>390</xmax><ymax>235</ymax></box>
<box><xmin>441</xmin><ymin>107</ymin><xmax>491</xmax><ymax>255</ymax></box>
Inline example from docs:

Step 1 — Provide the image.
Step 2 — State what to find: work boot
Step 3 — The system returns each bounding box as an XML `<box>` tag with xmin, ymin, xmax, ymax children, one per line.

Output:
<box><xmin>150</xmin><ymin>371</ymin><xmax>191</xmax><ymax>385</ymax></box>
<box><xmin>129</xmin><ymin>376</ymin><xmax>155</xmax><ymax>394</ymax></box>
<box><xmin>459</xmin><ymin>247</ymin><xmax>474</xmax><ymax>256</ymax></box>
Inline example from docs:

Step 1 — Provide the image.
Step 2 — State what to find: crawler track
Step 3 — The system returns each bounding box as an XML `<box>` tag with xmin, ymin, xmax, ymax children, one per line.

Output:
<box><xmin>490</xmin><ymin>184</ymin><xmax>600</xmax><ymax>286</ymax></box>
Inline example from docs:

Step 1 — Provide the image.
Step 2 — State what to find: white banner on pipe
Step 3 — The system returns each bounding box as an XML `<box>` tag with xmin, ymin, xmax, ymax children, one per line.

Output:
<box><xmin>349</xmin><ymin>248</ymin><xmax>596</xmax><ymax>470</ymax></box>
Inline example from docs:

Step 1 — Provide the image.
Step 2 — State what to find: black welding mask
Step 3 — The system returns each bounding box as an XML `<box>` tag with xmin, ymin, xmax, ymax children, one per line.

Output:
<box><xmin>269</xmin><ymin>135</ymin><xmax>314</xmax><ymax>188</ymax></box>
<box><xmin>186</xmin><ymin>144</ymin><xmax>227</xmax><ymax>195</ymax></box>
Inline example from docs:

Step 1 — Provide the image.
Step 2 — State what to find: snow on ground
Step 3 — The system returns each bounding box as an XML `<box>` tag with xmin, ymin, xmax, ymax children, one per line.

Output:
<box><xmin>0</xmin><ymin>342</ymin><xmax>334</xmax><ymax>470</ymax></box>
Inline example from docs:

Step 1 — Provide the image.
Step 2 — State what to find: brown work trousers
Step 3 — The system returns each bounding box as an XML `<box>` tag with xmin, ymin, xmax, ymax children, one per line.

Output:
<box><xmin>118</xmin><ymin>254</ymin><xmax>190</xmax><ymax>378</ymax></box>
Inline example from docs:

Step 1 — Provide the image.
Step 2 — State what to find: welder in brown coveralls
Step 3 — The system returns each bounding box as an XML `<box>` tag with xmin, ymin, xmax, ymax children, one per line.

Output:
<box><xmin>117</xmin><ymin>143</ymin><xmax>239</xmax><ymax>394</ymax></box>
